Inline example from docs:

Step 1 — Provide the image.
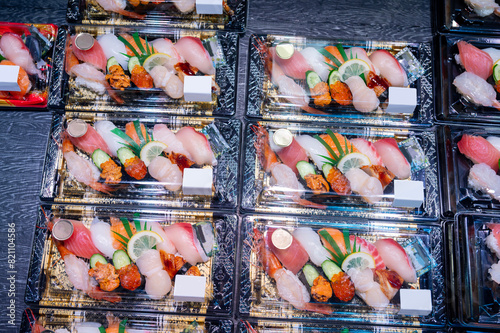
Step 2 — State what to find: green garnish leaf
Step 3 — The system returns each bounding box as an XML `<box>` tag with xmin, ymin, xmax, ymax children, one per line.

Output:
<box><xmin>327</xmin><ymin>129</ymin><xmax>345</xmax><ymax>158</ymax></box>
<box><xmin>99</xmin><ymin>327</ymin><xmax>106</xmax><ymax>333</ymax></box>
<box><xmin>336</xmin><ymin>43</ymin><xmax>348</xmax><ymax>62</ymax></box>
<box><xmin>319</xmin><ymin>230</ymin><xmax>346</xmax><ymax>265</ymax></box>
<box><xmin>111</xmin><ymin>128</ymin><xmax>141</xmax><ymax>155</ymax></box>
<box><xmin>134</xmin><ymin>219</ymin><xmax>142</xmax><ymax>232</ymax></box>
<box><xmin>343</xmin><ymin>229</ymin><xmax>351</xmax><ymax>255</ymax></box>
<box><xmin>0</xmin><ymin>54</ymin><xmax>5</xmax><ymax>62</ymax></box>
<box><xmin>318</xmin><ymin>48</ymin><xmax>342</xmax><ymax>68</ymax></box>
<box><xmin>318</xmin><ymin>154</ymin><xmax>338</xmax><ymax>166</ymax></box>
<box><xmin>133</xmin><ymin>32</ymin><xmax>146</xmax><ymax>54</ymax></box>
<box><xmin>360</xmin><ymin>72</ymin><xmax>366</xmax><ymax>82</ymax></box>
<box><xmin>314</xmin><ymin>135</ymin><xmax>340</xmax><ymax>163</ymax></box>
<box><xmin>324</xmin><ymin>61</ymin><xmax>338</xmax><ymax>70</ymax></box>
<box><xmin>120</xmin><ymin>217</ymin><xmax>134</xmax><ymax>238</ymax></box>
<box><xmin>117</xmin><ymin>35</ymin><xmax>141</xmax><ymax>59</ymax></box>
<box><xmin>118</xmin><ymin>319</ymin><xmax>128</xmax><ymax>333</ymax></box>
<box><xmin>133</xmin><ymin>120</ymin><xmax>146</xmax><ymax>146</ymax></box>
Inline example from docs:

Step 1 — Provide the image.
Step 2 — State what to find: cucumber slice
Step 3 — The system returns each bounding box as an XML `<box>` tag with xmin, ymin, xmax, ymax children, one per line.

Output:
<box><xmin>113</xmin><ymin>250</ymin><xmax>131</xmax><ymax>270</ymax></box>
<box><xmin>128</xmin><ymin>56</ymin><xmax>140</xmax><ymax>73</ymax></box>
<box><xmin>92</xmin><ymin>149</ymin><xmax>111</xmax><ymax>170</ymax></box>
<box><xmin>322</xmin><ymin>163</ymin><xmax>333</xmax><ymax>178</ymax></box>
<box><xmin>322</xmin><ymin>260</ymin><xmax>342</xmax><ymax>281</ymax></box>
<box><xmin>306</xmin><ymin>70</ymin><xmax>322</xmax><ymax>89</ymax></box>
<box><xmin>296</xmin><ymin>160</ymin><xmax>316</xmax><ymax>179</ymax></box>
<box><xmin>90</xmin><ymin>253</ymin><xmax>108</xmax><ymax>269</ymax></box>
<box><xmin>106</xmin><ymin>56</ymin><xmax>120</xmax><ymax>73</ymax></box>
<box><xmin>494</xmin><ymin>64</ymin><xmax>500</xmax><ymax>83</ymax></box>
<box><xmin>302</xmin><ymin>264</ymin><xmax>320</xmax><ymax>287</ymax></box>
<box><xmin>117</xmin><ymin>147</ymin><xmax>136</xmax><ymax>165</ymax></box>
<box><xmin>328</xmin><ymin>70</ymin><xmax>341</xmax><ymax>86</ymax></box>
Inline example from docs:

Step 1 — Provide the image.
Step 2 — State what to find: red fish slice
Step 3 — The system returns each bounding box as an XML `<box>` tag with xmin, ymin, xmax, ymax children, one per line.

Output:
<box><xmin>60</xmin><ymin>219</ymin><xmax>102</xmax><ymax>259</ymax></box>
<box><xmin>373</xmin><ymin>138</ymin><xmax>411</xmax><ymax>179</ymax></box>
<box><xmin>265</xmin><ymin>228</ymin><xmax>309</xmax><ymax>274</ymax></box>
<box><xmin>457</xmin><ymin>41</ymin><xmax>493</xmax><ymax>81</ymax></box>
<box><xmin>276</xmin><ymin>138</ymin><xmax>308</xmax><ymax>175</ymax></box>
<box><xmin>270</xmin><ymin>47</ymin><xmax>312</xmax><ymax>80</ymax></box>
<box><xmin>458</xmin><ymin>134</ymin><xmax>500</xmax><ymax>172</ymax></box>
<box><xmin>67</xmin><ymin>124</ymin><xmax>112</xmax><ymax>156</ymax></box>
<box><xmin>350</xmin><ymin>235</ymin><xmax>385</xmax><ymax>270</ymax></box>
<box><xmin>71</xmin><ymin>35</ymin><xmax>107</xmax><ymax>72</ymax></box>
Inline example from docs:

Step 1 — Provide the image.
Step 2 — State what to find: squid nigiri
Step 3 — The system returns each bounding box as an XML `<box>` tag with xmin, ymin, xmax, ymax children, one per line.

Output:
<box><xmin>89</xmin><ymin>217</ymin><xmax>116</xmax><ymax>259</ymax></box>
<box><xmin>295</xmin><ymin>135</ymin><xmax>330</xmax><ymax>170</ymax></box>
<box><xmin>94</xmin><ymin>120</ymin><xmax>128</xmax><ymax>157</ymax></box>
<box><xmin>292</xmin><ymin>227</ymin><xmax>331</xmax><ymax>266</ymax></box>
<box><xmin>97</xmin><ymin>33</ymin><xmax>129</xmax><ymax>69</ymax></box>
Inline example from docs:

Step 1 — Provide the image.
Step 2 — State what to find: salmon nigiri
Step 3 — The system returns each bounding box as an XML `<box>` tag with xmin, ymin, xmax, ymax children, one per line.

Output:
<box><xmin>457</xmin><ymin>41</ymin><xmax>493</xmax><ymax>81</ymax></box>
<box><xmin>119</xmin><ymin>33</ymin><xmax>155</xmax><ymax>57</ymax></box>
<box><xmin>110</xmin><ymin>216</ymin><xmax>136</xmax><ymax>251</ymax></box>
<box><xmin>319</xmin><ymin>132</ymin><xmax>359</xmax><ymax>161</ymax></box>
<box><xmin>318</xmin><ymin>228</ymin><xmax>347</xmax><ymax>257</ymax></box>
<box><xmin>125</xmin><ymin>121</ymin><xmax>149</xmax><ymax>145</ymax></box>
<box><xmin>265</xmin><ymin>228</ymin><xmax>309</xmax><ymax>274</ymax></box>
<box><xmin>458</xmin><ymin>134</ymin><xmax>500</xmax><ymax>172</ymax></box>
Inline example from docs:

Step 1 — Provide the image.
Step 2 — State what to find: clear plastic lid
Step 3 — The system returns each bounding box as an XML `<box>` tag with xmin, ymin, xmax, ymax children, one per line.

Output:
<box><xmin>437</xmin><ymin>0</ymin><xmax>500</xmax><ymax>35</ymax></box>
<box><xmin>241</xmin><ymin>121</ymin><xmax>439</xmax><ymax>220</ymax></box>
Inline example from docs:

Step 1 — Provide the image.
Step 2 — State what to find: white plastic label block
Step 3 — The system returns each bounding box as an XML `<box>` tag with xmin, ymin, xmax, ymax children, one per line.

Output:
<box><xmin>182</xmin><ymin>168</ymin><xmax>213</xmax><ymax>196</ymax></box>
<box><xmin>0</xmin><ymin>65</ymin><xmax>21</xmax><ymax>92</ymax></box>
<box><xmin>393</xmin><ymin>180</ymin><xmax>424</xmax><ymax>208</ymax></box>
<box><xmin>184</xmin><ymin>76</ymin><xmax>213</xmax><ymax>102</ymax></box>
<box><xmin>196</xmin><ymin>0</ymin><xmax>223</xmax><ymax>14</ymax></box>
<box><xmin>173</xmin><ymin>275</ymin><xmax>206</xmax><ymax>302</ymax></box>
<box><xmin>385</xmin><ymin>87</ymin><xmax>417</xmax><ymax>114</ymax></box>
<box><xmin>399</xmin><ymin>289</ymin><xmax>432</xmax><ymax>316</ymax></box>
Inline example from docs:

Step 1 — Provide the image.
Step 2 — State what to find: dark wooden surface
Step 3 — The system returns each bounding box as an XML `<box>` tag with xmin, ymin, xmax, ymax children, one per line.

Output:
<box><xmin>0</xmin><ymin>0</ymin><xmax>433</xmax><ymax>330</ymax></box>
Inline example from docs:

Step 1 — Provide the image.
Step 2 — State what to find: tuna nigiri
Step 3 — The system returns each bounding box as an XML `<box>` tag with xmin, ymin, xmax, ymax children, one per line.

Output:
<box><xmin>153</xmin><ymin>124</ymin><xmax>193</xmax><ymax>159</ymax></box>
<box><xmin>164</xmin><ymin>223</ymin><xmax>205</xmax><ymax>265</ymax></box>
<box><xmin>468</xmin><ymin>163</ymin><xmax>500</xmax><ymax>201</ymax></box>
<box><xmin>265</xmin><ymin>228</ymin><xmax>309</xmax><ymax>274</ymax></box>
<box><xmin>292</xmin><ymin>227</ymin><xmax>331</xmax><ymax>266</ymax></box>
<box><xmin>368</xmin><ymin>50</ymin><xmax>408</xmax><ymax>87</ymax></box>
<box><xmin>350</xmin><ymin>138</ymin><xmax>384</xmax><ymax>166</ymax></box>
<box><xmin>55</xmin><ymin>219</ymin><xmax>102</xmax><ymax>259</ymax></box>
<box><xmin>174</xmin><ymin>36</ymin><xmax>215</xmax><ymax>75</ymax></box>
<box><xmin>175</xmin><ymin>127</ymin><xmax>217</xmax><ymax>166</ymax></box>
<box><xmin>458</xmin><ymin>134</ymin><xmax>500</xmax><ymax>172</ymax></box>
<box><xmin>148</xmin><ymin>156</ymin><xmax>182</xmax><ymax>191</ymax></box>
<box><xmin>275</xmin><ymin>138</ymin><xmax>308</xmax><ymax>175</ymax></box>
<box><xmin>373</xmin><ymin>138</ymin><xmax>411</xmax><ymax>179</ymax></box>
<box><xmin>71</xmin><ymin>35</ymin><xmax>107</xmax><ymax>73</ymax></box>
<box><xmin>374</xmin><ymin>238</ymin><xmax>416</xmax><ymax>283</ymax></box>
<box><xmin>270</xmin><ymin>47</ymin><xmax>312</xmax><ymax>80</ymax></box>
<box><xmin>457</xmin><ymin>41</ymin><xmax>493</xmax><ymax>80</ymax></box>
<box><xmin>66</xmin><ymin>122</ymin><xmax>112</xmax><ymax>156</ymax></box>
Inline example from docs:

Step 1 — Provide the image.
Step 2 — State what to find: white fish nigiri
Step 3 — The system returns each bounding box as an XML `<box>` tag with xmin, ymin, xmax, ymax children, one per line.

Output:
<box><xmin>145</xmin><ymin>269</ymin><xmax>171</xmax><ymax>299</ymax></box>
<box><xmin>175</xmin><ymin>126</ymin><xmax>217</xmax><ymax>166</ymax></box>
<box><xmin>97</xmin><ymin>34</ymin><xmax>129</xmax><ymax>69</ymax></box>
<box><xmin>148</xmin><ymin>156</ymin><xmax>182</xmax><ymax>191</ymax></box>
<box><xmin>345</xmin><ymin>76</ymin><xmax>380</xmax><ymax>113</ymax></box>
<box><xmin>453</xmin><ymin>71</ymin><xmax>500</xmax><ymax>109</ymax></box>
<box><xmin>350</xmin><ymin>138</ymin><xmax>384</xmax><ymax>166</ymax></box>
<box><xmin>369</xmin><ymin>50</ymin><xmax>408</xmax><ymax>87</ymax></box>
<box><xmin>300</xmin><ymin>47</ymin><xmax>331</xmax><ymax>81</ymax></box>
<box><xmin>345</xmin><ymin>168</ymin><xmax>383</xmax><ymax>204</ymax></box>
<box><xmin>373</xmin><ymin>138</ymin><xmax>410</xmax><ymax>179</ymax></box>
<box><xmin>135</xmin><ymin>249</ymin><xmax>164</xmax><ymax>277</ymax></box>
<box><xmin>145</xmin><ymin>221</ymin><xmax>177</xmax><ymax>254</ymax></box>
<box><xmin>149</xmin><ymin>65</ymin><xmax>183</xmax><ymax>99</ymax></box>
<box><xmin>64</xmin><ymin>254</ymin><xmax>93</xmax><ymax>291</ymax></box>
<box><xmin>89</xmin><ymin>217</ymin><xmax>116</xmax><ymax>258</ymax></box>
<box><xmin>164</xmin><ymin>223</ymin><xmax>204</xmax><ymax>265</ymax></box>
<box><xmin>174</xmin><ymin>36</ymin><xmax>214</xmax><ymax>74</ymax></box>
<box><xmin>295</xmin><ymin>135</ymin><xmax>330</xmax><ymax>170</ymax></box>
<box><xmin>483</xmin><ymin>47</ymin><xmax>500</xmax><ymax>64</ymax></box>
<box><xmin>94</xmin><ymin>120</ymin><xmax>128</xmax><ymax>157</ymax></box>
<box><xmin>374</xmin><ymin>238</ymin><xmax>417</xmax><ymax>283</ymax></box>
<box><xmin>0</xmin><ymin>33</ymin><xmax>43</xmax><ymax>78</ymax></box>
<box><xmin>487</xmin><ymin>136</ymin><xmax>500</xmax><ymax>153</ymax></box>
<box><xmin>292</xmin><ymin>227</ymin><xmax>331</xmax><ymax>266</ymax></box>
<box><xmin>153</xmin><ymin>124</ymin><xmax>193</xmax><ymax>159</ymax></box>
<box><xmin>151</xmin><ymin>38</ymin><xmax>182</xmax><ymax>70</ymax></box>
<box><xmin>468</xmin><ymin>163</ymin><xmax>500</xmax><ymax>201</ymax></box>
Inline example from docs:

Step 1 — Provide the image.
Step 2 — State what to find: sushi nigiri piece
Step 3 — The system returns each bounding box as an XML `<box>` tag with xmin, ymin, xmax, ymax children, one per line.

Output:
<box><xmin>269</xmin><ymin>47</ymin><xmax>312</xmax><ymax>80</ymax></box>
<box><xmin>151</xmin><ymin>38</ymin><xmax>182</xmax><ymax>70</ymax></box>
<box><xmin>300</xmin><ymin>47</ymin><xmax>331</xmax><ymax>81</ymax></box>
<box><xmin>350</xmin><ymin>138</ymin><xmax>384</xmax><ymax>166</ymax></box>
<box><xmin>368</xmin><ymin>50</ymin><xmax>408</xmax><ymax>87</ymax></box>
<box><xmin>295</xmin><ymin>135</ymin><xmax>330</xmax><ymax>170</ymax></box>
<box><xmin>292</xmin><ymin>227</ymin><xmax>331</xmax><ymax>266</ymax></box>
<box><xmin>373</xmin><ymin>138</ymin><xmax>411</xmax><ymax>179</ymax></box>
<box><xmin>66</xmin><ymin>122</ymin><xmax>112</xmax><ymax>156</ymax></box>
<box><xmin>125</xmin><ymin>121</ymin><xmax>149</xmax><ymax>146</ymax></box>
<box><xmin>54</xmin><ymin>240</ymin><xmax>93</xmax><ymax>291</ymax></box>
<box><xmin>175</xmin><ymin>126</ymin><xmax>217</xmax><ymax>166</ymax></box>
<box><xmin>174</xmin><ymin>37</ymin><xmax>215</xmax><ymax>75</ymax></box>
<box><xmin>350</xmin><ymin>236</ymin><xmax>385</xmax><ymax>270</ymax></box>
<box><xmin>344</xmin><ymin>168</ymin><xmax>384</xmax><ymax>204</ymax></box>
<box><xmin>0</xmin><ymin>60</ymin><xmax>31</xmax><ymax>98</ymax></box>
<box><xmin>465</xmin><ymin>0</ymin><xmax>499</xmax><ymax>16</ymax></box>
<box><xmin>173</xmin><ymin>0</ymin><xmax>196</xmax><ymax>13</ymax></box>
<box><xmin>95</xmin><ymin>0</ymin><xmax>146</xmax><ymax>19</ymax></box>
<box><xmin>53</xmin><ymin>218</ymin><xmax>102</xmax><ymax>259</ymax></box>
<box><xmin>265</xmin><ymin>228</ymin><xmax>309</xmax><ymax>275</ymax></box>
<box><xmin>486</xmin><ymin>223</ymin><xmax>500</xmax><ymax>259</ymax></box>
<box><xmin>135</xmin><ymin>249</ymin><xmax>164</xmax><ymax>276</ymax></box>
<box><xmin>489</xmin><ymin>261</ymin><xmax>500</xmax><ymax>284</ymax></box>
<box><xmin>346</xmin><ymin>268</ymin><xmax>389</xmax><ymax>309</ymax></box>
<box><xmin>276</xmin><ymin>138</ymin><xmax>308</xmax><ymax>175</ymax></box>
<box><xmin>149</xmin><ymin>65</ymin><xmax>183</xmax><ymax>99</ymax></box>
<box><xmin>94</xmin><ymin>120</ymin><xmax>127</xmax><ymax>157</ymax></box>
<box><xmin>453</xmin><ymin>71</ymin><xmax>500</xmax><ymax>110</ymax></box>
<box><xmin>145</xmin><ymin>221</ymin><xmax>177</xmax><ymax>254</ymax></box>
<box><xmin>153</xmin><ymin>124</ymin><xmax>193</xmax><ymax>160</ymax></box>
<box><xmin>345</xmin><ymin>76</ymin><xmax>380</xmax><ymax>113</ymax></box>
<box><xmin>148</xmin><ymin>156</ymin><xmax>182</xmax><ymax>191</ymax></box>
<box><xmin>89</xmin><ymin>217</ymin><xmax>116</xmax><ymax>259</ymax></box>
<box><xmin>468</xmin><ymin>163</ymin><xmax>500</xmax><ymax>201</ymax></box>
<box><xmin>360</xmin><ymin>165</ymin><xmax>395</xmax><ymax>188</ymax></box>
<box><xmin>0</xmin><ymin>33</ymin><xmax>43</xmax><ymax>79</ymax></box>
<box><xmin>457</xmin><ymin>41</ymin><xmax>493</xmax><ymax>80</ymax></box>
<box><xmin>96</xmin><ymin>33</ymin><xmax>129</xmax><ymax>69</ymax></box>
<box><xmin>374</xmin><ymin>238</ymin><xmax>417</xmax><ymax>283</ymax></box>
<box><xmin>71</xmin><ymin>35</ymin><xmax>107</xmax><ymax>73</ymax></box>
<box><xmin>319</xmin><ymin>132</ymin><xmax>359</xmax><ymax>160</ymax></box>
<box><xmin>164</xmin><ymin>223</ymin><xmax>206</xmax><ymax>265</ymax></box>
<box><xmin>458</xmin><ymin>134</ymin><xmax>500</xmax><ymax>171</ymax></box>
<box><xmin>318</xmin><ymin>228</ymin><xmax>347</xmax><ymax>257</ymax></box>
<box><xmin>483</xmin><ymin>48</ymin><xmax>500</xmax><ymax>64</ymax></box>
<box><xmin>136</xmin><ymin>249</ymin><xmax>172</xmax><ymax>299</ymax></box>
<box><xmin>487</xmin><ymin>136</ymin><xmax>500</xmax><ymax>152</ymax></box>
<box><xmin>374</xmin><ymin>269</ymin><xmax>404</xmax><ymax>300</ymax></box>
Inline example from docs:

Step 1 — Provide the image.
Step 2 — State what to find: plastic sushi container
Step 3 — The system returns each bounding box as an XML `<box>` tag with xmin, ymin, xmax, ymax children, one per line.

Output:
<box><xmin>447</xmin><ymin>213</ymin><xmax>500</xmax><ymax>329</ymax></box>
<box><xmin>49</xmin><ymin>25</ymin><xmax>238</xmax><ymax>116</ymax></box>
<box><xmin>436</xmin><ymin>34</ymin><xmax>500</xmax><ymax>125</ymax></box>
<box><xmin>66</xmin><ymin>0</ymin><xmax>248</xmax><ymax>32</ymax></box>
<box><xmin>0</xmin><ymin>21</ymin><xmax>60</xmax><ymax>109</ymax></box>
<box><xmin>436</xmin><ymin>0</ymin><xmax>500</xmax><ymax>35</ymax></box>
<box><xmin>39</xmin><ymin>112</ymin><xmax>240</xmax><ymax>209</ymax></box>
<box><xmin>20</xmin><ymin>307</ymin><xmax>233</xmax><ymax>332</ymax></box>
<box><xmin>246</xmin><ymin>34</ymin><xmax>433</xmax><ymax>127</ymax></box>
<box><xmin>237</xmin><ymin>319</ymin><xmax>447</xmax><ymax>333</ymax></box>
<box><xmin>240</xmin><ymin>120</ymin><xmax>440</xmax><ymax>221</ymax></box>
<box><xmin>25</xmin><ymin>204</ymin><xmax>237</xmax><ymax>314</ymax></box>
<box><xmin>438</xmin><ymin>125</ymin><xmax>500</xmax><ymax>217</ymax></box>
<box><xmin>237</xmin><ymin>215</ymin><xmax>446</xmax><ymax>327</ymax></box>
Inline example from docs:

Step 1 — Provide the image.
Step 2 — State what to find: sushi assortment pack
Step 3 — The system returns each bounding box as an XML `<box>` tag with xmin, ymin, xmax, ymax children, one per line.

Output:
<box><xmin>6</xmin><ymin>0</ymin><xmax>500</xmax><ymax>331</ymax></box>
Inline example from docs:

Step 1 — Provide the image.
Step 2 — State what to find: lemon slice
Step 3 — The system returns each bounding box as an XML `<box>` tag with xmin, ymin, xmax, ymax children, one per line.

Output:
<box><xmin>337</xmin><ymin>152</ymin><xmax>371</xmax><ymax>173</ymax></box>
<box><xmin>127</xmin><ymin>230</ymin><xmax>164</xmax><ymax>261</ymax></box>
<box><xmin>493</xmin><ymin>59</ymin><xmax>500</xmax><ymax>83</ymax></box>
<box><xmin>338</xmin><ymin>59</ymin><xmax>371</xmax><ymax>82</ymax></box>
<box><xmin>140</xmin><ymin>141</ymin><xmax>167</xmax><ymax>167</ymax></box>
<box><xmin>341</xmin><ymin>252</ymin><xmax>376</xmax><ymax>272</ymax></box>
<box><xmin>143</xmin><ymin>53</ymin><xmax>171</xmax><ymax>73</ymax></box>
